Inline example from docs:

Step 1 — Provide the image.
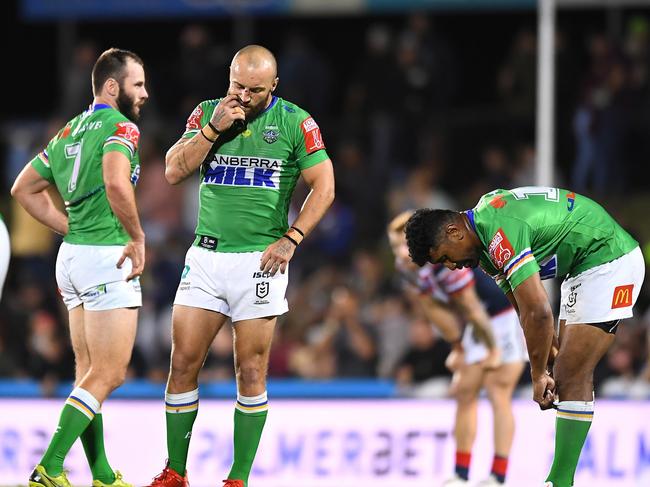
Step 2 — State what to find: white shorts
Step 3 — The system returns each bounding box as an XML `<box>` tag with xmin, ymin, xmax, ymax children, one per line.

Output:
<box><xmin>174</xmin><ymin>246</ymin><xmax>289</xmax><ymax>322</ymax></box>
<box><xmin>463</xmin><ymin>308</ymin><xmax>528</xmax><ymax>365</ymax></box>
<box><xmin>56</xmin><ymin>242</ymin><xmax>142</xmax><ymax>311</ymax></box>
<box><xmin>559</xmin><ymin>246</ymin><xmax>645</xmax><ymax>324</ymax></box>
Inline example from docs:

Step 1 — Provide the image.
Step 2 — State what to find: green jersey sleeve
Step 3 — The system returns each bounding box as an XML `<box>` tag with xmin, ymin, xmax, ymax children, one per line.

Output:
<box><xmin>182</xmin><ymin>101</ymin><xmax>215</xmax><ymax>139</ymax></box>
<box><xmin>30</xmin><ymin>145</ymin><xmax>55</xmax><ymax>183</ymax></box>
<box><xmin>292</xmin><ymin>113</ymin><xmax>329</xmax><ymax>170</ymax></box>
<box><xmin>103</xmin><ymin>120</ymin><xmax>141</xmax><ymax>161</ymax></box>
<box><xmin>486</xmin><ymin>219</ymin><xmax>540</xmax><ymax>291</ymax></box>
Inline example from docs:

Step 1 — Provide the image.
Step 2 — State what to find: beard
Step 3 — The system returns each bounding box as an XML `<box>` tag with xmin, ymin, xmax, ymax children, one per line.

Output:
<box><xmin>116</xmin><ymin>87</ymin><xmax>140</xmax><ymax>122</ymax></box>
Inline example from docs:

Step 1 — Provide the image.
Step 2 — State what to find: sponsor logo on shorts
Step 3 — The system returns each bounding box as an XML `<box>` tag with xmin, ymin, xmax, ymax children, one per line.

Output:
<box><xmin>256</xmin><ymin>282</ymin><xmax>269</xmax><ymax>299</ymax></box>
<box><xmin>252</xmin><ymin>271</ymin><xmax>272</xmax><ymax>278</ymax></box>
<box><xmin>488</xmin><ymin>229</ymin><xmax>514</xmax><ymax>269</ymax></box>
<box><xmin>82</xmin><ymin>283</ymin><xmax>108</xmax><ymax>299</ymax></box>
<box><xmin>611</xmin><ymin>284</ymin><xmax>633</xmax><ymax>309</ymax></box>
<box><xmin>255</xmin><ymin>281</ymin><xmax>270</xmax><ymax>304</ymax></box>
<box><xmin>182</xmin><ymin>265</ymin><xmax>191</xmax><ymax>279</ymax></box>
<box><xmin>566</xmin><ymin>290</ymin><xmax>577</xmax><ymax>308</ymax></box>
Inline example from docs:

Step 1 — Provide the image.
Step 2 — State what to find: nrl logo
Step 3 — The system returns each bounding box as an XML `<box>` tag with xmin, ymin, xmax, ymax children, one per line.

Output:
<box><xmin>256</xmin><ymin>282</ymin><xmax>269</xmax><ymax>298</ymax></box>
<box><xmin>262</xmin><ymin>127</ymin><xmax>279</xmax><ymax>144</ymax></box>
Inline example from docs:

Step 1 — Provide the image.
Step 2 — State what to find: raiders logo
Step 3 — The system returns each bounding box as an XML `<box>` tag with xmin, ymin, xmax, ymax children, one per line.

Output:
<box><xmin>262</xmin><ymin>128</ymin><xmax>279</xmax><ymax>144</ymax></box>
<box><xmin>256</xmin><ymin>282</ymin><xmax>269</xmax><ymax>299</ymax></box>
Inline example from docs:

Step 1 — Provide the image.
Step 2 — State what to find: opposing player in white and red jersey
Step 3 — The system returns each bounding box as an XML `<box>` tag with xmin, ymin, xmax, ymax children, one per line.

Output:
<box><xmin>388</xmin><ymin>211</ymin><xmax>527</xmax><ymax>487</ymax></box>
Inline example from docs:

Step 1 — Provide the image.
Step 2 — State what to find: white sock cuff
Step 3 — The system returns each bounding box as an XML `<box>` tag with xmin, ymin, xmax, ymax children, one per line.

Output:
<box><xmin>237</xmin><ymin>391</ymin><xmax>268</xmax><ymax>405</ymax></box>
<box><xmin>165</xmin><ymin>388</ymin><xmax>199</xmax><ymax>405</ymax></box>
<box><xmin>235</xmin><ymin>391</ymin><xmax>269</xmax><ymax>414</ymax></box>
<box><xmin>556</xmin><ymin>400</ymin><xmax>594</xmax><ymax>412</ymax></box>
<box><xmin>66</xmin><ymin>387</ymin><xmax>100</xmax><ymax>419</ymax></box>
<box><xmin>556</xmin><ymin>400</ymin><xmax>594</xmax><ymax>422</ymax></box>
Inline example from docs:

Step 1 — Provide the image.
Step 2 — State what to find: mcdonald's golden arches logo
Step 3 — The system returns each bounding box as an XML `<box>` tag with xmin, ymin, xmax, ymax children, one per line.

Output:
<box><xmin>611</xmin><ymin>284</ymin><xmax>633</xmax><ymax>309</ymax></box>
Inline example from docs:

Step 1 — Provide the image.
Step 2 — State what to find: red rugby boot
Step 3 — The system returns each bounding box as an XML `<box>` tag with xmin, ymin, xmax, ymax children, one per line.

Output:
<box><xmin>147</xmin><ymin>463</ymin><xmax>188</xmax><ymax>487</ymax></box>
<box><xmin>221</xmin><ymin>481</ymin><xmax>244</xmax><ymax>487</ymax></box>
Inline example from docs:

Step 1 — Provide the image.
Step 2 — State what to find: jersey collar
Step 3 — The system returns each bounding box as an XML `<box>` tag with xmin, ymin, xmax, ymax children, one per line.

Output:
<box><xmin>261</xmin><ymin>96</ymin><xmax>278</xmax><ymax>115</ymax></box>
<box><xmin>464</xmin><ymin>209</ymin><xmax>477</xmax><ymax>232</ymax></box>
<box><xmin>91</xmin><ymin>103</ymin><xmax>112</xmax><ymax>112</ymax></box>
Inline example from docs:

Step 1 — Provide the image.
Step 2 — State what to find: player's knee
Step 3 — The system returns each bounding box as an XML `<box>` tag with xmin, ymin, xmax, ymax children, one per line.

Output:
<box><xmin>553</xmin><ymin>362</ymin><xmax>592</xmax><ymax>394</ymax></box>
<box><xmin>454</xmin><ymin>384</ymin><xmax>478</xmax><ymax>405</ymax></box>
<box><xmin>170</xmin><ymin>350</ymin><xmax>203</xmax><ymax>379</ymax></box>
<box><xmin>236</xmin><ymin>362</ymin><xmax>265</xmax><ymax>387</ymax></box>
<box><xmin>106</xmin><ymin>368</ymin><xmax>128</xmax><ymax>391</ymax></box>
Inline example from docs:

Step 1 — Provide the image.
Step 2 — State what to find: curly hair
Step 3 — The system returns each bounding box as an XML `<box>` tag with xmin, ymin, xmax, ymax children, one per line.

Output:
<box><xmin>404</xmin><ymin>208</ymin><xmax>459</xmax><ymax>266</ymax></box>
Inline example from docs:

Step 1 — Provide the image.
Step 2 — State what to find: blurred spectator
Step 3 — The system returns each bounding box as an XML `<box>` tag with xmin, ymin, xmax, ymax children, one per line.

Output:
<box><xmin>58</xmin><ymin>41</ymin><xmax>97</xmax><ymax>118</ymax></box>
<box><xmin>309</xmin><ymin>286</ymin><xmax>377</xmax><ymax>377</ymax></box>
<box><xmin>395</xmin><ymin>317</ymin><xmax>451</xmax><ymax>397</ymax></box>
<box><xmin>278</xmin><ymin>32</ymin><xmax>331</xmax><ymax>121</ymax></box>
<box><xmin>571</xmin><ymin>34</ymin><xmax>630</xmax><ymax>196</ymax></box>
<box><xmin>498</xmin><ymin>29</ymin><xmax>537</xmax><ymax>122</ymax></box>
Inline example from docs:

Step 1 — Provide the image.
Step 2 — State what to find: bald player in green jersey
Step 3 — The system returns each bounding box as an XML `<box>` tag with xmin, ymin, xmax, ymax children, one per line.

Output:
<box><xmin>404</xmin><ymin>187</ymin><xmax>645</xmax><ymax>487</ymax></box>
<box><xmin>12</xmin><ymin>48</ymin><xmax>148</xmax><ymax>487</ymax></box>
<box><xmin>147</xmin><ymin>45</ymin><xmax>335</xmax><ymax>487</ymax></box>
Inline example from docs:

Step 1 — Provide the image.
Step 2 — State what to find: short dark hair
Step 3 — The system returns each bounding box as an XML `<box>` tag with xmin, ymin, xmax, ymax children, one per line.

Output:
<box><xmin>404</xmin><ymin>208</ymin><xmax>459</xmax><ymax>266</ymax></box>
<box><xmin>92</xmin><ymin>48</ymin><xmax>144</xmax><ymax>95</ymax></box>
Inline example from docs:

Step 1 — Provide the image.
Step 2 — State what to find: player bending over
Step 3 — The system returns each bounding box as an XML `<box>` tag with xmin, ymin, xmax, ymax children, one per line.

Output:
<box><xmin>404</xmin><ymin>187</ymin><xmax>644</xmax><ymax>487</ymax></box>
<box><xmin>389</xmin><ymin>211</ymin><xmax>526</xmax><ymax>486</ymax></box>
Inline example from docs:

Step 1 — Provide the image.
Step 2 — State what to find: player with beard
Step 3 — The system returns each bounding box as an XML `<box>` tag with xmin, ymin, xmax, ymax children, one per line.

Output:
<box><xmin>12</xmin><ymin>48</ymin><xmax>148</xmax><ymax>487</ymax></box>
<box><xmin>146</xmin><ymin>45</ymin><xmax>335</xmax><ymax>487</ymax></box>
<box><xmin>404</xmin><ymin>187</ymin><xmax>645</xmax><ymax>487</ymax></box>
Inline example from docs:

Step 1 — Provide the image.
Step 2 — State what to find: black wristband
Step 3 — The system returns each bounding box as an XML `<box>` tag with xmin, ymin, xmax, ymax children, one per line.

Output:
<box><xmin>290</xmin><ymin>225</ymin><xmax>305</xmax><ymax>237</ymax></box>
<box><xmin>208</xmin><ymin>121</ymin><xmax>221</xmax><ymax>135</ymax></box>
<box><xmin>200</xmin><ymin>129</ymin><xmax>216</xmax><ymax>143</ymax></box>
<box><xmin>283</xmin><ymin>234</ymin><xmax>299</xmax><ymax>246</ymax></box>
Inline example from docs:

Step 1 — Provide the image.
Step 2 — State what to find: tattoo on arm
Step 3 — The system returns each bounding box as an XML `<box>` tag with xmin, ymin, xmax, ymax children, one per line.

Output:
<box><xmin>278</xmin><ymin>239</ymin><xmax>292</xmax><ymax>256</ymax></box>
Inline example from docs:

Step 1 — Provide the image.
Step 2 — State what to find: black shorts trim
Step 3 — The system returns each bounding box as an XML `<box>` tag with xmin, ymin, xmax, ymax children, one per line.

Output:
<box><xmin>581</xmin><ymin>320</ymin><xmax>621</xmax><ymax>334</ymax></box>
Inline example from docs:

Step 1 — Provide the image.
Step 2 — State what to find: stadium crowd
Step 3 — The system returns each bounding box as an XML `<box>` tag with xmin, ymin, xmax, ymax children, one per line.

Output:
<box><xmin>3</xmin><ymin>12</ymin><xmax>650</xmax><ymax>398</ymax></box>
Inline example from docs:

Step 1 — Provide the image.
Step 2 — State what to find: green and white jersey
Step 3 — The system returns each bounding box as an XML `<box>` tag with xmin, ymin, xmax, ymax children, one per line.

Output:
<box><xmin>467</xmin><ymin>187</ymin><xmax>638</xmax><ymax>294</ymax></box>
<box><xmin>30</xmin><ymin>104</ymin><xmax>141</xmax><ymax>245</ymax></box>
<box><xmin>183</xmin><ymin>96</ymin><xmax>329</xmax><ymax>252</ymax></box>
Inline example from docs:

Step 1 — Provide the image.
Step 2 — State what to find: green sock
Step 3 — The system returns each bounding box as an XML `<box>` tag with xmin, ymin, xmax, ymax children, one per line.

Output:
<box><xmin>81</xmin><ymin>413</ymin><xmax>116</xmax><ymax>484</ymax></box>
<box><xmin>41</xmin><ymin>388</ymin><xmax>99</xmax><ymax>476</ymax></box>
<box><xmin>165</xmin><ymin>389</ymin><xmax>199</xmax><ymax>475</ymax></box>
<box><xmin>546</xmin><ymin>400</ymin><xmax>594</xmax><ymax>487</ymax></box>
<box><xmin>228</xmin><ymin>393</ymin><xmax>269</xmax><ymax>486</ymax></box>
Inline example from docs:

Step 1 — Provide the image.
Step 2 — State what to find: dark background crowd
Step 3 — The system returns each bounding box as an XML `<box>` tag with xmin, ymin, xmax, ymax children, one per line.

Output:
<box><xmin>2</xmin><ymin>3</ymin><xmax>650</xmax><ymax>398</ymax></box>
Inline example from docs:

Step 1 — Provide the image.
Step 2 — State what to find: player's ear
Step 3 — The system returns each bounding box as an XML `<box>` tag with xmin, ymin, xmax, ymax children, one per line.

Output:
<box><xmin>105</xmin><ymin>78</ymin><xmax>119</xmax><ymax>97</ymax></box>
<box><xmin>446</xmin><ymin>223</ymin><xmax>462</xmax><ymax>241</ymax></box>
<box><xmin>271</xmin><ymin>77</ymin><xmax>279</xmax><ymax>92</ymax></box>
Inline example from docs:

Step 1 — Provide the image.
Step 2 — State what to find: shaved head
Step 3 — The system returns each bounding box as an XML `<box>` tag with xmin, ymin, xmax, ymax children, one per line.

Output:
<box><xmin>228</xmin><ymin>45</ymin><xmax>279</xmax><ymax>119</ymax></box>
<box><xmin>231</xmin><ymin>44</ymin><xmax>278</xmax><ymax>78</ymax></box>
